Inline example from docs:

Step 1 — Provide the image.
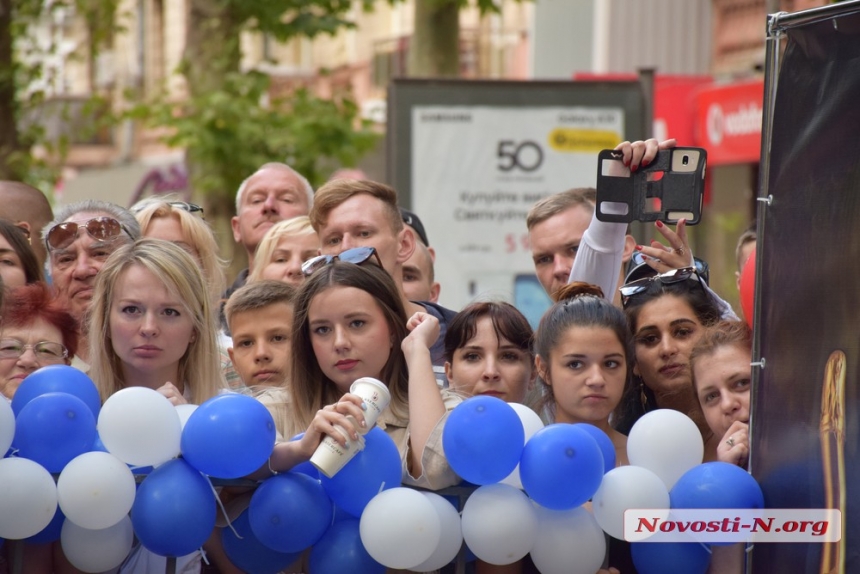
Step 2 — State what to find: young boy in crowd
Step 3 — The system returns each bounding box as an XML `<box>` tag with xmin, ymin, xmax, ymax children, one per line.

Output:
<box><xmin>224</xmin><ymin>280</ymin><xmax>296</xmax><ymax>435</ymax></box>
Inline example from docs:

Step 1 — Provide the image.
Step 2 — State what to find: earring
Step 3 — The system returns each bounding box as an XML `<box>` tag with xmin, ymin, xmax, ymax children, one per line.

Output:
<box><xmin>639</xmin><ymin>381</ymin><xmax>649</xmax><ymax>411</ymax></box>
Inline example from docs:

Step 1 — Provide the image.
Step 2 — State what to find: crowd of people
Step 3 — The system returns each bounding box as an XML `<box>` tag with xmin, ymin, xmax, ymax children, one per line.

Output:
<box><xmin>0</xmin><ymin>138</ymin><xmax>757</xmax><ymax>574</ymax></box>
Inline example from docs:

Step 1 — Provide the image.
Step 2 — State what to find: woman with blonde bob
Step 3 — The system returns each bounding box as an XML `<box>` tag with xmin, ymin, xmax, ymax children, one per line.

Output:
<box><xmin>248</xmin><ymin>216</ymin><xmax>319</xmax><ymax>286</ymax></box>
<box><xmin>131</xmin><ymin>197</ymin><xmax>226</xmax><ymax>307</ymax></box>
<box><xmin>88</xmin><ymin>238</ymin><xmax>224</xmax><ymax>405</ymax></box>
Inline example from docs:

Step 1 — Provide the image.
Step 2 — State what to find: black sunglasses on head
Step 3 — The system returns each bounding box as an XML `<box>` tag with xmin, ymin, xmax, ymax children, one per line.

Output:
<box><xmin>627</xmin><ymin>251</ymin><xmax>710</xmax><ymax>285</ymax></box>
<box><xmin>619</xmin><ymin>266</ymin><xmax>706</xmax><ymax>308</ymax></box>
<box><xmin>301</xmin><ymin>246</ymin><xmax>382</xmax><ymax>276</ymax></box>
<box><xmin>130</xmin><ymin>200</ymin><xmax>204</xmax><ymax>217</ymax></box>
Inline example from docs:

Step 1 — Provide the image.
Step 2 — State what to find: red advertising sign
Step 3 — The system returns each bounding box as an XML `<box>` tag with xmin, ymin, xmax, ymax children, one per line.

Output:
<box><xmin>694</xmin><ymin>80</ymin><xmax>763</xmax><ymax>165</ymax></box>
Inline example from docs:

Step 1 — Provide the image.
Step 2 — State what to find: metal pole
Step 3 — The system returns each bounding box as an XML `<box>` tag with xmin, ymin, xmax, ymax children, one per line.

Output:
<box><xmin>747</xmin><ymin>9</ymin><xmax>786</xmax><ymax>574</ymax></box>
<box><xmin>750</xmin><ymin>9</ymin><xmax>784</xmax><ymax>475</ymax></box>
<box><xmin>768</xmin><ymin>0</ymin><xmax>860</xmax><ymax>31</ymax></box>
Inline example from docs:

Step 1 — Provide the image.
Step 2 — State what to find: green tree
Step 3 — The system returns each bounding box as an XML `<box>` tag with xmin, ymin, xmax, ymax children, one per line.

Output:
<box><xmin>0</xmin><ymin>0</ymin><xmax>119</xmax><ymax>190</ymax></box>
<box><xmin>130</xmin><ymin>0</ymin><xmax>379</xmax><ymax>272</ymax></box>
<box><xmin>407</xmin><ymin>0</ymin><xmax>518</xmax><ymax>77</ymax></box>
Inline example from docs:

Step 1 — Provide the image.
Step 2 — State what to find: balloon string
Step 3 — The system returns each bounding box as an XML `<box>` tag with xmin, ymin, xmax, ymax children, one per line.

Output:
<box><xmin>199</xmin><ymin>548</ymin><xmax>210</xmax><ymax>566</ymax></box>
<box><xmin>202</xmin><ymin>471</ymin><xmax>243</xmax><ymax>540</ymax></box>
<box><xmin>698</xmin><ymin>542</ymin><xmax>712</xmax><ymax>555</ymax></box>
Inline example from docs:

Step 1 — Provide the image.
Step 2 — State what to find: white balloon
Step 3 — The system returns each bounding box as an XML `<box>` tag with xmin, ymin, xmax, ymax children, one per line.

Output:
<box><xmin>592</xmin><ymin>465</ymin><xmax>670</xmax><ymax>541</ymax></box>
<box><xmin>0</xmin><ymin>457</ymin><xmax>58</xmax><ymax>539</ymax></box>
<box><xmin>0</xmin><ymin>398</ymin><xmax>14</xmax><ymax>455</ymax></box>
<box><xmin>530</xmin><ymin>505</ymin><xmax>607</xmax><ymax>574</ymax></box>
<box><xmin>58</xmin><ymin>451</ymin><xmax>137</xmax><ymax>530</ymax></box>
<box><xmin>500</xmin><ymin>404</ymin><xmax>545</xmax><ymax>489</ymax></box>
<box><xmin>627</xmin><ymin>409</ymin><xmax>703</xmax><ymax>489</ymax></box>
<box><xmin>509</xmin><ymin>403</ymin><xmax>545</xmax><ymax>437</ymax></box>
<box><xmin>360</xmin><ymin>487</ymin><xmax>442</xmax><ymax>570</ymax></box>
<box><xmin>413</xmin><ymin>492</ymin><xmax>463</xmax><ymax>572</ymax></box>
<box><xmin>461</xmin><ymin>484</ymin><xmax>537</xmax><ymax>565</ymax></box>
<box><xmin>61</xmin><ymin>515</ymin><xmax>134</xmax><ymax>573</ymax></box>
<box><xmin>98</xmin><ymin>387</ymin><xmax>182</xmax><ymax>467</ymax></box>
<box><xmin>175</xmin><ymin>403</ymin><xmax>198</xmax><ymax>431</ymax></box>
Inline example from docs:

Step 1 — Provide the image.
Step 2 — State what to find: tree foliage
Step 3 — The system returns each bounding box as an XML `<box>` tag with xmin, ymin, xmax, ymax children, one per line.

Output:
<box><xmin>126</xmin><ymin>0</ymin><xmax>382</xmax><ymax>273</ymax></box>
<box><xmin>131</xmin><ymin>0</ymin><xmax>380</xmax><ymax>197</ymax></box>
<box><xmin>129</xmin><ymin>71</ymin><xmax>378</xmax><ymax>199</ymax></box>
<box><xmin>0</xmin><ymin>0</ymin><xmax>120</xmax><ymax>189</ymax></box>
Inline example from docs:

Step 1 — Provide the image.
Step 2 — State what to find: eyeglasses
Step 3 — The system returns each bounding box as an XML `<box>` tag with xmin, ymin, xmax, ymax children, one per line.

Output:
<box><xmin>301</xmin><ymin>247</ymin><xmax>383</xmax><ymax>276</ymax></box>
<box><xmin>619</xmin><ymin>267</ymin><xmax>705</xmax><ymax>308</ymax></box>
<box><xmin>46</xmin><ymin>217</ymin><xmax>130</xmax><ymax>251</ymax></box>
<box><xmin>628</xmin><ymin>251</ymin><xmax>710</xmax><ymax>285</ymax></box>
<box><xmin>168</xmin><ymin>202</ymin><xmax>204</xmax><ymax>216</ymax></box>
<box><xmin>0</xmin><ymin>339</ymin><xmax>68</xmax><ymax>362</ymax></box>
<box><xmin>131</xmin><ymin>201</ymin><xmax>204</xmax><ymax>216</ymax></box>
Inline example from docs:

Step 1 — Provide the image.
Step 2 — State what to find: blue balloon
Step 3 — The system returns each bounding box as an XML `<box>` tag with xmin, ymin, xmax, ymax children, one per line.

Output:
<box><xmin>442</xmin><ymin>396</ymin><xmax>524</xmax><ymax>485</ymax></box>
<box><xmin>289</xmin><ymin>433</ymin><xmax>319</xmax><ymax>479</ymax></box>
<box><xmin>181</xmin><ymin>393</ymin><xmax>276</xmax><ymax>479</ymax></box>
<box><xmin>91</xmin><ymin>434</ymin><xmax>107</xmax><ymax>452</ymax></box>
<box><xmin>671</xmin><ymin>462</ymin><xmax>765</xmax><ymax>511</ymax></box>
<box><xmin>331</xmin><ymin>504</ymin><xmax>354</xmax><ymax>523</ymax></box>
<box><xmin>309</xmin><ymin>518</ymin><xmax>385</xmax><ymax>574</ymax></box>
<box><xmin>573</xmin><ymin>423</ymin><xmax>616</xmax><ymax>473</ymax></box>
<box><xmin>320</xmin><ymin>427</ymin><xmax>402</xmax><ymax>518</ymax></box>
<box><xmin>11</xmin><ymin>365</ymin><xmax>100</xmax><ymax>418</ymax></box>
<box><xmin>249</xmin><ymin>472</ymin><xmax>333</xmax><ymax>553</ymax></box>
<box><xmin>14</xmin><ymin>392</ymin><xmax>97</xmax><ymax>473</ymax></box>
<box><xmin>222</xmin><ymin>510</ymin><xmax>301</xmax><ymax>574</ymax></box>
<box><xmin>25</xmin><ymin>506</ymin><xmax>65</xmax><ymax>544</ymax></box>
<box><xmin>631</xmin><ymin>541</ymin><xmax>711</xmax><ymax>574</ymax></box>
<box><xmin>520</xmin><ymin>424</ymin><xmax>604</xmax><ymax>510</ymax></box>
<box><xmin>131</xmin><ymin>458</ymin><xmax>216</xmax><ymax>557</ymax></box>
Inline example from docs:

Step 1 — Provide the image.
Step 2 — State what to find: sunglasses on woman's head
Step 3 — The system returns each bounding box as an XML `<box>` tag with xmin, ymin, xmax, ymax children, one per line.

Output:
<box><xmin>628</xmin><ymin>251</ymin><xmax>710</xmax><ymax>284</ymax></box>
<box><xmin>301</xmin><ymin>246</ymin><xmax>383</xmax><ymax>276</ymax></box>
<box><xmin>167</xmin><ymin>201</ymin><xmax>204</xmax><ymax>216</ymax></box>
<box><xmin>46</xmin><ymin>216</ymin><xmax>129</xmax><ymax>251</ymax></box>
<box><xmin>619</xmin><ymin>267</ymin><xmax>705</xmax><ymax>308</ymax></box>
<box><xmin>129</xmin><ymin>201</ymin><xmax>204</xmax><ymax>217</ymax></box>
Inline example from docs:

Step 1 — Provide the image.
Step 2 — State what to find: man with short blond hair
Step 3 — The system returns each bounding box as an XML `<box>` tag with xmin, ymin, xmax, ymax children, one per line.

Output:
<box><xmin>527</xmin><ymin>188</ymin><xmax>600</xmax><ymax>298</ymax></box>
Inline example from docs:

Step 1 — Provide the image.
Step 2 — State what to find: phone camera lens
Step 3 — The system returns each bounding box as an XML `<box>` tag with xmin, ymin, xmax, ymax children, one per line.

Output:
<box><xmin>682</xmin><ymin>155</ymin><xmax>690</xmax><ymax>166</ymax></box>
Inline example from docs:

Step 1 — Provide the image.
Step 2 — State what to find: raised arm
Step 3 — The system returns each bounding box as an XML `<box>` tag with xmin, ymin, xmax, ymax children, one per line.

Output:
<box><xmin>401</xmin><ymin>312</ymin><xmax>445</xmax><ymax>476</ymax></box>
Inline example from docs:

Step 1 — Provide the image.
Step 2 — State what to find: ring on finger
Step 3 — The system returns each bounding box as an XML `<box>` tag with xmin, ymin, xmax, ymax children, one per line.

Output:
<box><xmin>726</xmin><ymin>436</ymin><xmax>735</xmax><ymax>447</ymax></box>
<box><xmin>674</xmin><ymin>246</ymin><xmax>685</xmax><ymax>256</ymax></box>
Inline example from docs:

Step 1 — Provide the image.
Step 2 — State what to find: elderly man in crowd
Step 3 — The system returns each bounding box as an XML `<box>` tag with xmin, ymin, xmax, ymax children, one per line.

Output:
<box><xmin>42</xmin><ymin>200</ymin><xmax>141</xmax><ymax>367</ymax></box>
<box><xmin>228</xmin><ymin>163</ymin><xmax>314</xmax><ymax>293</ymax></box>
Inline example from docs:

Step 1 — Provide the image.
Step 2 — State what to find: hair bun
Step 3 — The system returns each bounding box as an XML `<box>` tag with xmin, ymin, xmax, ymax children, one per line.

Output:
<box><xmin>553</xmin><ymin>281</ymin><xmax>604</xmax><ymax>303</ymax></box>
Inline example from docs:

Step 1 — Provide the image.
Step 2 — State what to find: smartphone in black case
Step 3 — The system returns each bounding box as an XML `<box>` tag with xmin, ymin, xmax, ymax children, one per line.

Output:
<box><xmin>595</xmin><ymin>147</ymin><xmax>707</xmax><ymax>225</ymax></box>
